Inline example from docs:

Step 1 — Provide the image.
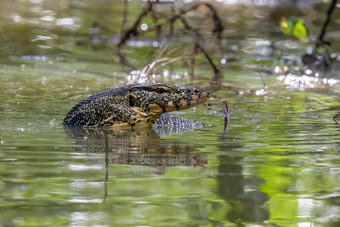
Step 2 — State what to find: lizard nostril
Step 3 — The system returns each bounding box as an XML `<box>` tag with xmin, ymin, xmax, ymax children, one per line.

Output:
<box><xmin>199</xmin><ymin>91</ymin><xmax>209</xmax><ymax>99</ymax></box>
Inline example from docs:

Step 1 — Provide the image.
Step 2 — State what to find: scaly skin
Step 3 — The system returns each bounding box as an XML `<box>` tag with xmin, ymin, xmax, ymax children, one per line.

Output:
<box><xmin>63</xmin><ymin>83</ymin><xmax>209</xmax><ymax>128</ymax></box>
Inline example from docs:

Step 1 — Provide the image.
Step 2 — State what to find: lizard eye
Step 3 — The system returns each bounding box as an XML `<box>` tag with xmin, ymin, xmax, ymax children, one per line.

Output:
<box><xmin>156</xmin><ymin>88</ymin><xmax>166</xmax><ymax>94</ymax></box>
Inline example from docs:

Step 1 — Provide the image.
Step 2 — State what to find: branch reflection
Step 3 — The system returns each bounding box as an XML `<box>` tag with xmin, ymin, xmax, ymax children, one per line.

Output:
<box><xmin>216</xmin><ymin>123</ymin><xmax>269</xmax><ymax>224</ymax></box>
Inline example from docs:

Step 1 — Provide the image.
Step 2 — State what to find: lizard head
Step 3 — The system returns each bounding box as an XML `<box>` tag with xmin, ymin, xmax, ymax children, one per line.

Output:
<box><xmin>129</xmin><ymin>83</ymin><xmax>209</xmax><ymax>116</ymax></box>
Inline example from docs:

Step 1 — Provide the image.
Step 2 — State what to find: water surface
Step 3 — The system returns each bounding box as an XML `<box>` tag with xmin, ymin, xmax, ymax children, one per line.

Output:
<box><xmin>1</xmin><ymin>0</ymin><xmax>340</xmax><ymax>226</ymax></box>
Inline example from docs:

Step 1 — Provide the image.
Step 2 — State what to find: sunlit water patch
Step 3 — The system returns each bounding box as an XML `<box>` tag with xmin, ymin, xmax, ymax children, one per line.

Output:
<box><xmin>277</xmin><ymin>72</ymin><xmax>339</xmax><ymax>90</ymax></box>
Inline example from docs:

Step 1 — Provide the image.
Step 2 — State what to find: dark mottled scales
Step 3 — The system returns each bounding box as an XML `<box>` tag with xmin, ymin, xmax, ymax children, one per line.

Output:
<box><xmin>63</xmin><ymin>85</ymin><xmax>130</xmax><ymax>126</ymax></box>
<box><xmin>63</xmin><ymin>83</ymin><xmax>209</xmax><ymax>129</ymax></box>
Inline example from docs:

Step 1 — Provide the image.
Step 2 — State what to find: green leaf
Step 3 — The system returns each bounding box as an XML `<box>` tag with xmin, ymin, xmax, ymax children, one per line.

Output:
<box><xmin>280</xmin><ymin>16</ymin><xmax>308</xmax><ymax>39</ymax></box>
<box><xmin>293</xmin><ymin>19</ymin><xmax>308</xmax><ymax>39</ymax></box>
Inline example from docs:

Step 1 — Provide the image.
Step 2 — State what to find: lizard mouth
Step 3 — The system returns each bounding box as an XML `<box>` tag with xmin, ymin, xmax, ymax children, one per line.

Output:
<box><xmin>174</xmin><ymin>88</ymin><xmax>210</xmax><ymax>111</ymax></box>
<box><xmin>189</xmin><ymin>87</ymin><xmax>210</xmax><ymax>105</ymax></box>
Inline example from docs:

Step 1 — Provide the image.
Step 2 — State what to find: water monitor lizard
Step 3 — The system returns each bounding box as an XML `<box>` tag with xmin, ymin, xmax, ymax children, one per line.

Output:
<box><xmin>63</xmin><ymin>83</ymin><xmax>209</xmax><ymax>128</ymax></box>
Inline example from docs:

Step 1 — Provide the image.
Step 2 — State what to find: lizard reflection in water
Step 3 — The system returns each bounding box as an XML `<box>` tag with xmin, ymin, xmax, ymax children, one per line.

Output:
<box><xmin>65</xmin><ymin>127</ymin><xmax>207</xmax><ymax>170</ymax></box>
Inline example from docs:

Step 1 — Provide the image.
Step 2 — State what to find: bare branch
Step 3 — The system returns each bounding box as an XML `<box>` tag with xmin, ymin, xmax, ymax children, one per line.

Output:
<box><xmin>197</xmin><ymin>43</ymin><xmax>220</xmax><ymax>76</ymax></box>
<box><xmin>316</xmin><ymin>0</ymin><xmax>338</xmax><ymax>48</ymax></box>
<box><xmin>120</xmin><ymin>0</ymin><xmax>129</xmax><ymax>35</ymax></box>
<box><xmin>203</xmin><ymin>3</ymin><xmax>224</xmax><ymax>38</ymax></box>
<box><xmin>117</xmin><ymin>1</ymin><xmax>154</xmax><ymax>48</ymax></box>
<box><xmin>157</xmin><ymin>45</ymin><xmax>169</xmax><ymax>59</ymax></box>
<box><xmin>190</xmin><ymin>33</ymin><xmax>199</xmax><ymax>80</ymax></box>
<box><xmin>168</xmin><ymin>3</ymin><xmax>224</xmax><ymax>38</ymax></box>
<box><xmin>140</xmin><ymin>56</ymin><xmax>182</xmax><ymax>81</ymax></box>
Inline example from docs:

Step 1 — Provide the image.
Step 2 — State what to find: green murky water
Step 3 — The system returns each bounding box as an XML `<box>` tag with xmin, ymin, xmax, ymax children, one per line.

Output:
<box><xmin>1</xmin><ymin>1</ymin><xmax>340</xmax><ymax>226</ymax></box>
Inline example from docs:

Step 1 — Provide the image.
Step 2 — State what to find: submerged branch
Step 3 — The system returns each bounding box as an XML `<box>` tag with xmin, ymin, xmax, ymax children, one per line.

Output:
<box><xmin>221</xmin><ymin>101</ymin><xmax>231</xmax><ymax>123</ymax></box>
<box><xmin>220</xmin><ymin>101</ymin><xmax>231</xmax><ymax>136</ymax></box>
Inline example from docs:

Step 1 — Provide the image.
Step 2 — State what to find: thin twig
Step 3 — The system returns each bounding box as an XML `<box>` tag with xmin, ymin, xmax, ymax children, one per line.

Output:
<box><xmin>197</xmin><ymin>43</ymin><xmax>220</xmax><ymax>76</ymax></box>
<box><xmin>116</xmin><ymin>1</ymin><xmax>154</xmax><ymax>67</ymax></box>
<box><xmin>179</xmin><ymin>16</ymin><xmax>193</xmax><ymax>31</ymax></box>
<box><xmin>105</xmin><ymin>50</ymin><xmax>135</xmax><ymax>74</ymax></box>
<box><xmin>153</xmin><ymin>56</ymin><xmax>182</xmax><ymax>71</ymax></box>
<box><xmin>190</xmin><ymin>33</ymin><xmax>199</xmax><ymax>80</ymax></box>
<box><xmin>168</xmin><ymin>4</ymin><xmax>199</xmax><ymax>38</ymax></box>
<box><xmin>260</xmin><ymin>73</ymin><xmax>267</xmax><ymax>88</ymax></box>
<box><xmin>140</xmin><ymin>56</ymin><xmax>182</xmax><ymax>80</ymax></box>
<box><xmin>116</xmin><ymin>47</ymin><xmax>136</xmax><ymax>68</ymax></box>
<box><xmin>117</xmin><ymin>1</ymin><xmax>154</xmax><ymax>48</ymax></box>
<box><xmin>120</xmin><ymin>0</ymin><xmax>129</xmax><ymax>35</ymax></box>
<box><xmin>150</xmin><ymin>8</ymin><xmax>162</xmax><ymax>39</ymax></box>
<box><xmin>166</xmin><ymin>47</ymin><xmax>179</xmax><ymax>56</ymax></box>
<box><xmin>316</xmin><ymin>0</ymin><xmax>338</xmax><ymax>48</ymax></box>
<box><xmin>202</xmin><ymin>3</ymin><xmax>224</xmax><ymax>38</ymax></box>
<box><xmin>168</xmin><ymin>3</ymin><xmax>223</xmax><ymax>38</ymax></box>
<box><xmin>157</xmin><ymin>44</ymin><xmax>169</xmax><ymax>59</ymax></box>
